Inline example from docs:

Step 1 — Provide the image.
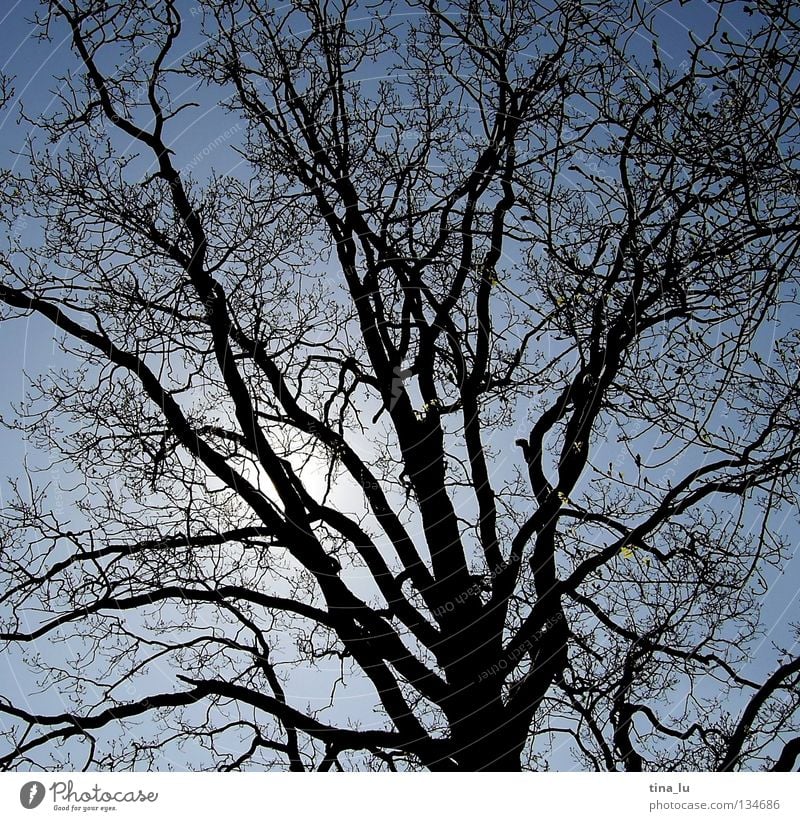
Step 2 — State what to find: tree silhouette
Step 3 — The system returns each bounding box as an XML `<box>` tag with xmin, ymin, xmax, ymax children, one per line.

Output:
<box><xmin>0</xmin><ymin>0</ymin><xmax>799</xmax><ymax>771</ymax></box>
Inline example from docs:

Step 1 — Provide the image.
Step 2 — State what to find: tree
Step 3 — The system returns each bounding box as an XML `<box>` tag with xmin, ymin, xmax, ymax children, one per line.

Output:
<box><xmin>1</xmin><ymin>0</ymin><xmax>799</xmax><ymax>772</ymax></box>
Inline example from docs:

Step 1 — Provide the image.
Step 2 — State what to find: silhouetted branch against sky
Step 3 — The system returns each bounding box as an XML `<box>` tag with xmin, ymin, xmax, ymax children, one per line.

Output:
<box><xmin>0</xmin><ymin>0</ymin><xmax>799</xmax><ymax>772</ymax></box>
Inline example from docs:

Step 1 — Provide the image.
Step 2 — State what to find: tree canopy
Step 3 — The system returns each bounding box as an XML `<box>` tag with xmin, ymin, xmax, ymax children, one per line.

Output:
<box><xmin>0</xmin><ymin>0</ymin><xmax>799</xmax><ymax>771</ymax></box>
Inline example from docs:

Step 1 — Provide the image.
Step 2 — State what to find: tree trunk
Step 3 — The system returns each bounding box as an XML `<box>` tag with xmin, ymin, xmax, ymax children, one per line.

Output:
<box><xmin>444</xmin><ymin>678</ymin><xmax>528</xmax><ymax>771</ymax></box>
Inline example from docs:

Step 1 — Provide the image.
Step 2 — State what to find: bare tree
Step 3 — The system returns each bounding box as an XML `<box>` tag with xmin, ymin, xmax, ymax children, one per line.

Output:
<box><xmin>0</xmin><ymin>0</ymin><xmax>799</xmax><ymax>771</ymax></box>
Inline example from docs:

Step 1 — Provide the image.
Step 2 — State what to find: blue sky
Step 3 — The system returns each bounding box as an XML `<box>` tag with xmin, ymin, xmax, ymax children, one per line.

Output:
<box><xmin>1</xmin><ymin>0</ymin><xmax>799</xmax><ymax>771</ymax></box>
